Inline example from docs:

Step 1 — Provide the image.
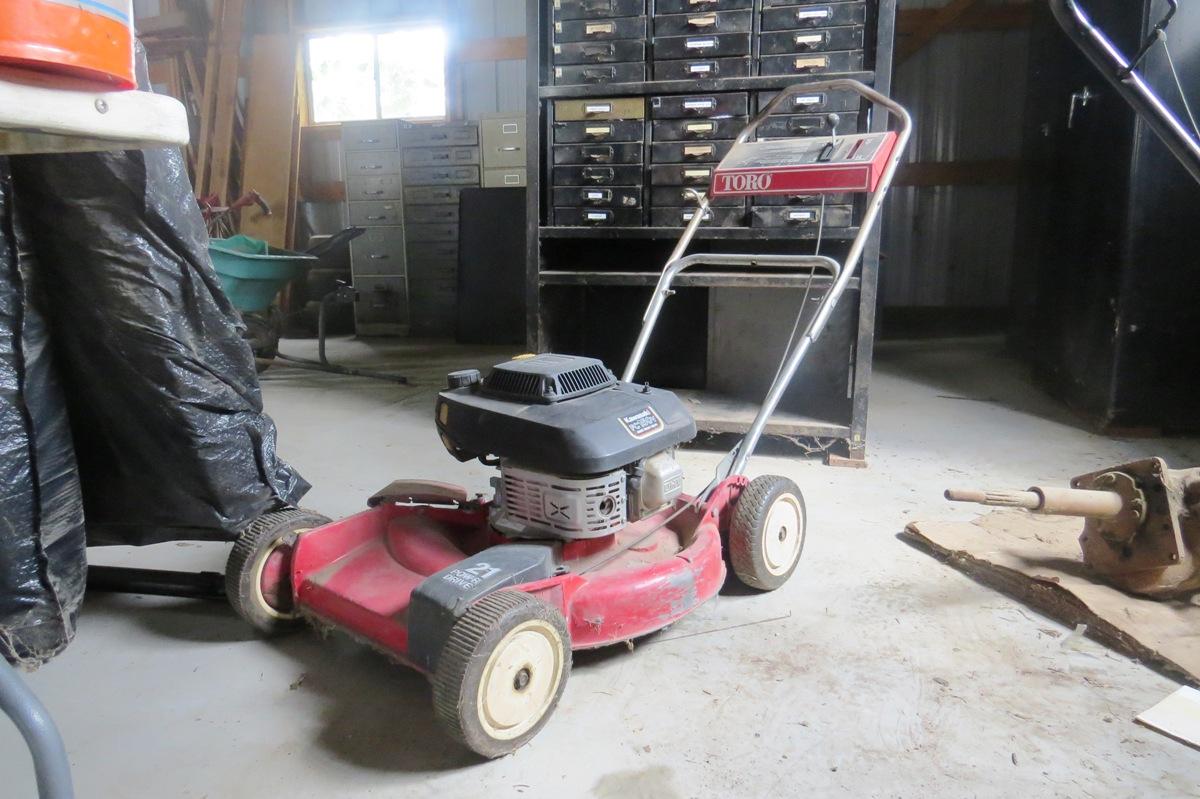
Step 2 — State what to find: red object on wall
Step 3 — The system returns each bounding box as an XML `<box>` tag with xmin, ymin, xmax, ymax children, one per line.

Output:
<box><xmin>711</xmin><ymin>131</ymin><xmax>900</xmax><ymax>196</ymax></box>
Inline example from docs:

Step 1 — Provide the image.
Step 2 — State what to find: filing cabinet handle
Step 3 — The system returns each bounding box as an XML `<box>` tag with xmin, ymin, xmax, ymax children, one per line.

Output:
<box><xmin>366</xmin><ymin>215</ymin><xmax>389</xmax><ymax>221</ymax></box>
<box><xmin>687</xmin><ymin>0</ymin><xmax>716</xmax><ymax>6</ymax></box>
<box><xmin>687</xmin><ymin>61</ymin><xmax>716</xmax><ymax>75</ymax></box>
<box><xmin>582</xmin><ymin>167</ymin><xmax>615</xmax><ymax>182</ymax></box>
<box><xmin>582</xmin><ymin>43</ymin><xmax>615</xmax><ymax>59</ymax></box>
<box><xmin>795</xmin><ymin>7</ymin><xmax>832</xmax><ymax>25</ymax></box>
<box><xmin>687</xmin><ymin>14</ymin><xmax>717</xmax><ymax>28</ymax></box>
<box><xmin>793</xmin><ymin>56</ymin><xmax>829</xmax><ymax>73</ymax></box>
<box><xmin>787</xmin><ymin>120</ymin><xmax>817</xmax><ymax>135</ymax></box>
<box><xmin>499</xmin><ymin>146</ymin><xmax>522</xmax><ymax>151</ymax></box>
<box><xmin>432</xmin><ymin>152</ymin><xmax>451</xmax><ymax>160</ymax></box>
<box><xmin>359</xmin><ymin>164</ymin><xmax>384</xmax><ymax>170</ymax></box>
<box><xmin>683</xmin><ymin>144</ymin><xmax>715</xmax><ymax>159</ymax></box>
<box><xmin>581</xmin><ymin>0</ymin><xmax>612</xmax><ymax>12</ymax></box>
<box><xmin>365</xmin><ymin>190</ymin><xmax>385</xmax><ymax>196</ymax></box>
<box><xmin>361</xmin><ymin>138</ymin><xmax>381</xmax><ymax>144</ymax></box>
<box><xmin>583</xmin><ymin>146</ymin><xmax>614</xmax><ymax>162</ymax></box>
<box><xmin>369</xmin><ymin>254</ymin><xmax>390</xmax><ymax>259</ymax></box>
<box><xmin>793</xmin><ymin>31</ymin><xmax>828</xmax><ymax>50</ymax></box>
<box><xmin>585</xmin><ymin>21</ymin><xmax>614</xmax><ymax>36</ymax></box>
<box><xmin>685</xmin><ymin>37</ymin><xmax>717</xmax><ymax>50</ymax></box>
<box><xmin>685</xmin><ymin>121</ymin><xmax>716</xmax><ymax>135</ymax></box>
<box><xmin>583</xmin><ymin>188</ymin><xmax>613</xmax><ymax>203</ymax></box>
<box><xmin>582</xmin><ymin>67</ymin><xmax>616</xmax><ymax>82</ymax></box>
<box><xmin>584</xmin><ymin>123</ymin><xmax>614</xmax><ymax>137</ymax></box>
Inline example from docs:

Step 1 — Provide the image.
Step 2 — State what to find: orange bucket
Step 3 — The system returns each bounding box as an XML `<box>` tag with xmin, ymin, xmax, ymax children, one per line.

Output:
<box><xmin>0</xmin><ymin>1</ymin><xmax>136</xmax><ymax>89</ymax></box>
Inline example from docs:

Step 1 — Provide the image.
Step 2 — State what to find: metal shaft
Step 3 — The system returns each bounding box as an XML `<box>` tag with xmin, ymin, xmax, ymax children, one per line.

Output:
<box><xmin>0</xmin><ymin>660</ymin><xmax>74</xmax><ymax>799</ymax></box>
<box><xmin>945</xmin><ymin>485</ymin><xmax>1125</xmax><ymax>519</ymax></box>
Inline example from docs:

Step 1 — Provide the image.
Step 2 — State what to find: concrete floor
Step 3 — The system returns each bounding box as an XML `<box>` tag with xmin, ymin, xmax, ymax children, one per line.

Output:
<box><xmin>5</xmin><ymin>336</ymin><xmax>1199</xmax><ymax>798</ymax></box>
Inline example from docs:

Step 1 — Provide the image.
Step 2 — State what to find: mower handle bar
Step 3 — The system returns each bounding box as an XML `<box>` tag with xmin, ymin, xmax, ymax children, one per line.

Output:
<box><xmin>621</xmin><ymin>78</ymin><xmax>912</xmax><ymax>477</ymax></box>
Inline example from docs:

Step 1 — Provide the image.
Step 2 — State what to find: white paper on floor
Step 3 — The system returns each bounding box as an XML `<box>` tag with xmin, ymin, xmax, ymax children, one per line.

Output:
<box><xmin>1135</xmin><ymin>686</ymin><xmax>1200</xmax><ymax>750</ymax></box>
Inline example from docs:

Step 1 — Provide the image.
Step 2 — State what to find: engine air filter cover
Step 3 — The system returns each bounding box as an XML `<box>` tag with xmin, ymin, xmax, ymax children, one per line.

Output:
<box><xmin>480</xmin><ymin>354</ymin><xmax>616</xmax><ymax>404</ymax></box>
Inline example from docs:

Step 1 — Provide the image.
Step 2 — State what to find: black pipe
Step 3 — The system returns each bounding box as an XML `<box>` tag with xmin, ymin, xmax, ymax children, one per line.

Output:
<box><xmin>87</xmin><ymin>566</ymin><xmax>226</xmax><ymax>600</ymax></box>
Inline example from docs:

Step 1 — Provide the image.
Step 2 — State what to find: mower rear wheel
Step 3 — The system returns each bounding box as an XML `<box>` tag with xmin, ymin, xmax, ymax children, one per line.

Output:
<box><xmin>730</xmin><ymin>475</ymin><xmax>806</xmax><ymax>591</ymax></box>
<box><xmin>433</xmin><ymin>591</ymin><xmax>571</xmax><ymax>758</ymax></box>
<box><xmin>225</xmin><ymin>508</ymin><xmax>330</xmax><ymax>635</ymax></box>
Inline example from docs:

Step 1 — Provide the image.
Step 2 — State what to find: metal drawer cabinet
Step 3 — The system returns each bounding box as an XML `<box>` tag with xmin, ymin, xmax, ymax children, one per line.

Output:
<box><xmin>341</xmin><ymin>120</ymin><xmax>399</xmax><ymax>151</ymax></box>
<box><xmin>405</xmin><ymin>204</ymin><xmax>460</xmax><ymax>225</ymax></box>
<box><xmin>552</xmin><ymin>142</ymin><xmax>644</xmax><ymax>164</ymax></box>
<box><xmin>650</xmin><ymin>205</ymin><xmax>746</xmax><ymax>227</ymax></box>
<box><xmin>752</xmin><ymin>191</ymin><xmax>854</xmax><ymax>206</ymax></box>
<box><xmin>756</xmin><ymin>87</ymin><xmax>862</xmax><ymax>114</ymax></box>
<box><xmin>652</xmin><ymin>116</ymin><xmax>748</xmax><ymax>140</ymax></box>
<box><xmin>750</xmin><ymin>204</ymin><xmax>854</xmax><ymax>228</ymax></box>
<box><xmin>345</xmin><ymin>150</ymin><xmax>401</xmax><ymax>176</ymax></box>
<box><xmin>652</xmin><ymin>32</ymin><xmax>751</xmax><ymax>60</ymax></box>
<box><xmin>404</xmin><ymin>185</ymin><xmax>465</xmax><ymax>205</ymax></box>
<box><xmin>402</xmin><ymin>165</ymin><xmax>480</xmax><ymax>186</ymax></box>
<box><xmin>481</xmin><ymin>115</ymin><xmax>525</xmax><ymax>168</ymax></box>
<box><xmin>416</xmin><ymin>242</ymin><xmax>458</xmax><ymax>261</ymax></box>
<box><xmin>554</xmin><ymin>207</ymin><xmax>643</xmax><ymax>226</ymax></box>
<box><xmin>651</xmin><ymin>186</ymin><xmax>743</xmax><ymax>206</ymax></box>
<box><xmin>554</xmin><ymin>97</ymin><xmax>645</xmax><ymax>120</ymax></box>
<box><xmin>655</xmin><ymin>0</ymin><xmax>750</xmax><ymax>12</ymax></box>
<box><xmin>354</xmin><ymin>277</ymin><xmax>409</xmax><ymax>333</ymax></box>
<box><xmin>758</xmin><ymin>50</ymin><xmax>865</xmax><ymax>76</ymax></box>
<box><xmin>346</xmin><ymin>175</ymin><xmax>403</xmax><ymax>201</ymax></box>
<box><xmin>553</xmin><ymin>39</ymin><xmax>646</xmax><ymax>64</ymax></box>
<box><xmin>757</xmin><ymin>111</ymin><xmax>861</xmax><ymax>138</ymax></box>
<box><xmin>552</xmin><ymin>0</ymin><xmax>645</xmax><ymax>20</ymax></box>
<box><xmin>650</xmin><ymin>92</ymin><xmax>747</xmax><ymax>118</ymax></box>
<box><xmin>406</xmin><ymin>223</ymin><xmax>459</xmax><ymax>242</ymax></box>
<box><xmin>553</xmin><ymin>164</ymin><xmax>643</xmax><ymax>185</ymax></box>
<box><xmin>649</xmin><ymin>163</ymin><xmax>716</xmax><ymax>186</ymax></box>
<box><xmin>552</xmin><ymin>186</ymin><xmax>642</xmax><ymax>207</ymax></box>
<box><xmin>401</xmin><ymin>125</ymin><xmax>479</xmax><ymax>148</ymax></box>
<box><xmin>653</xmin><ymin>56</ymin><xmax>750</xmax><ymax>81</ymax></box>
<box><xmin>553</xmin><ymin>62</ymin><xmax>647</xmax><ymax>85</ymax></box>
<box><xmin>348</xmin><ymin>200</ymin><xmax>402</xmax><ymax>227</ymax></box>
<box><xmin>552</xmin><ymin>120</ymin><xmax>645</xmax><ymax>143</ymax></box>
<box><xmin>350</xmin><ymin>228</ymin><xmax>407</xmax><ymax>275</ymax></box>
<box><xmin>759</xmin><ymin>25</ymin><xmax>864</xmax><ymax>54</ymax></box>
<box><xmin>649</xmin><ymin>140</ymin><xmax>734</xmax><ymax>162</ymax></box>
<box><xmin>652</xmin><ymin>9</ymin><xmax>753</xmax><ymax>37</ymax></box>
<box><xmin>403</xmin><ymin>146</ymin><xmax>480</xmax><ymax>167</ymax></box>
<box><xmin>760</xmin><ymin>2</ymin><xmax>868</xmax><ymax>32</ymax></box>
<box><xmin>554</xmin><ymin>16</ymin><xmax>647</xmax><ymax>42</ymax></box>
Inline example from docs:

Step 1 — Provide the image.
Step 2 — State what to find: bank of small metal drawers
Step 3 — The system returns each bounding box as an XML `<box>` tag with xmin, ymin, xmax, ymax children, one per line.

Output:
<box><xmin>551</xmin><ymin>97</ymin><xmax>646</xmax><ymax>227</ymax></box>
<box><xmin>401</xmin><ymin>122</ymin><xmax>480</xmax><ymax>336</ymax></box>
<box><xmin>342</xmin><ymin>119</ymin><xmax>408</xmax><ymax>335</ymax></box>
<box><xmin>551</xmin><ymin>0</ymin><xmax>648</xmax><ymax>86</ymax></box>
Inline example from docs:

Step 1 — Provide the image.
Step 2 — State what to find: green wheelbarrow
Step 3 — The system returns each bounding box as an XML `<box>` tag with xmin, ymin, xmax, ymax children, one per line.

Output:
<box><xmin>209</xmin><ymin>234</ymin><xmax>318</xmax><ymax>371</ymax></box>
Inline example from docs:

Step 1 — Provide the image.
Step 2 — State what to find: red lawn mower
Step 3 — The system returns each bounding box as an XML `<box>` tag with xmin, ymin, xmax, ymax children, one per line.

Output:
<box><xmin>225</xmin><ymin>80</ymin><xmax>910</xmax><ymax>758</ymax></box>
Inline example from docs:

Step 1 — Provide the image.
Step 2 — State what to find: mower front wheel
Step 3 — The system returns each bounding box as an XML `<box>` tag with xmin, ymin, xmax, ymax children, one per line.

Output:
<box><xmin>433</xmin><ymin>591</ymin><xmax>571</xmax><ymax>759</ymax></box>
<box><xmin>225</xmin><ymin>508</ymin><xmax>331</xmax><ymax>635</ymax></box>
<box><xmin>730</xmin><ymin>475</ymin><xmax>807</xmax><ymax>591</ymax></box>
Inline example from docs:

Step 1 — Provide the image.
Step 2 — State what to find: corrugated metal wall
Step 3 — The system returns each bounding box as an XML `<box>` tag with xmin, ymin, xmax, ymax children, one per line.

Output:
<box><xmin>883</xmin><ymin>0</ymin><xmax>1030</xmax><ymax>308</ymax></box>
<box><xmin>458</xmin><ymin>0</ymin><xmax>527</xmax><ymax>118</ymax></box>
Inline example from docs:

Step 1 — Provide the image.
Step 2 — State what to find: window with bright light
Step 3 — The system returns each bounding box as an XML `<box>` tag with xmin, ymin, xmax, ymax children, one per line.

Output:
<box><xmin>307</xmin><ymin>25</ymin><xmax>447</xmax><ymax>123</ymax></box>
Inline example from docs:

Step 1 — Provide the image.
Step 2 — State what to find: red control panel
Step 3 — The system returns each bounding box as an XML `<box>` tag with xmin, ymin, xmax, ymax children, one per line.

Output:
<box><xmin>710</xmin><ymin>131</ymin><xmax>900</xmax><ymax>197</ymax></box>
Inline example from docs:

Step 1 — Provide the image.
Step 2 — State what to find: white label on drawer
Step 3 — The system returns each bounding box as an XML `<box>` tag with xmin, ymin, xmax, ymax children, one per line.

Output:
<box><xmin>688</xmin><ymin>62</ymin><xmax>713</xmax><ymax>74</ymax></box>
<box><xmin>684</xmin><ymin>144</ymin><xmax>714</xmax><ymax>158</ymax></box>
<box><xmin>585</xmin><ymin>103</ymin><xmax>613</xmax><ymax>114</ymax></box>
<box><xmin>794</xmin><ymin>33</ymin><xmax>825</xmax><ymax>46</ymax></box>
<box><xmin>585</xmin><ymin>124</ymin><xmax>612</xmax><ymax>135</ymax></box>
<box><xmin>683</xmin><ymin>98</ymin><xmax>716</xmax><ymax>111</ymax></box>
<box><xmin>686</xmin><ymin>37</ymin><xmax>717</xmax><ymax>50</ymax></box>
<box><xmin>794</xmin><ymin>56</ymin><xmax>829</xmax><ymax>70</ymax></box>
<box><xmin>797</xmin><ymin>8</ymin><xmax>832</xmax><ymax>20</ymax></box>
<box><xmin>683</xmin><ymin>168</ymin><xmax>712</xmax><ymax>179</ymax></box>
<box><xmin>688</xmin><ymin>13</ymin><xmax>717</xmax><ymax>27</ymax></box>
<box><xmin>585</xmin><ymin>190</ymin><xmax>605</xmax><ymax>200</ymax></box>
<box><xmin>586</xmin><ymin>22</ymin><xmax>614</xmax><ymax>35</ymax></box>
<box><xmin>682</xmin><ymin>209</ymin><xmax>712</xmax><ymax>221</ymax></box>
<box><xmin>586</xmin><ymin>211</ymin><xmax>609</xmax><ymax>221</ymax></box>
<box><xmin>793</xmin><ymin>94</ymin><xmax>823</xmax><ymax>107</ymax></box>
<box><xmin>503</xmin><ymin>174</ymin><xmax>521</xmax><ymax>185</ymax></box>
<box><xmin>787</xmin><ymin>210</ymin><xmax>817</xmax><ymax>222</ymax></box>
<box><xmin>502</xmin><ymin>123</ymin><xmax>519</xmax><ymax>133</ymax></box>
<box><xmin>686</xmin><ymin>121</ymin><xmax>715</xmax><ymax>133</ymax></box>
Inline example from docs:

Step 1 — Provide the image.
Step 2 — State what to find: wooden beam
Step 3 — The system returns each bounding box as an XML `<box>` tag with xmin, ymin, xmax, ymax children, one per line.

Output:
<box><xmin>455</xmin><ymin>36</ymin><xmax>527</xmax><ymax>63</ymax></box>
<box><xmin>240</xmin><ymin>34</ymin><xmax>299</xmax><ymax>246</ymax></box>
<box><xmin>207</xmin><ymin>0</ymin><xmax>247</xmax><ymax>201</ymax></box>
<box><xmin>895</xmin><ymin>159</ymin><xmax>1022</xmax><ymax>188</ymax></box>
<box><xmin>896</xmin><ymin>3</ymin><xmax>1032</xmax><ymax>37</ymax></box>
<box><xmin>897</xmin><ymin>0</ymin><xmax>982</xmax><ymax>63</ymax></box>
<box><xmin>195</xmin><ymin>0</ymin><xmax>224</xmax><ymax>196</ymax></box>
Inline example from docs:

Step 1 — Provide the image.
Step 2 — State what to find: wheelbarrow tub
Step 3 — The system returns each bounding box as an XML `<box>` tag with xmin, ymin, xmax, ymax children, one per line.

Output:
<box><xmin>209</xmin><ymin>234</ymin><xmax>317</xmax><ymax>313</ymax></box>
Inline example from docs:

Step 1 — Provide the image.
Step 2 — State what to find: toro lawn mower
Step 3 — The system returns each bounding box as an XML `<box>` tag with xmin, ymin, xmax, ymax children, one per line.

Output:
<box><xmin>224</xmin><ymin>79</ymin><xmax>910</xmax><ymax>758</ymax></box>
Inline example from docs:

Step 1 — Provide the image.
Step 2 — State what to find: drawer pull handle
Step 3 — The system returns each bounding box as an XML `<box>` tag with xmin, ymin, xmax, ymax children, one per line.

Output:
<box><xmin>585</xmin><ymin>124</ymin><xmax>613</xmax><ymax>137</ymax></box>
<box><xmin>584</xmin><ymin>189</ymin><xmax>611</xmax><ymax>202</ymax></box>
<box><xmin>683</xmin><ymin>98</ymin><xmax>716</xmax><ymax>112</ymax></box>
<box><xmin>796</xmin><ymin>8</ymin><xmax>832</xmax><ymax>23</ymax></box>
<box><xmin>583</xmin><ymin>146</ymin><xmax>614</xmax><ymax>162</ymax></box>
<box><xmin>584</xmin><ymin>102</ymin><xmax>612</xmax><ymax>115</ymax></box>
<box><xmin>360</xmin><ymin>164</ymin><xmax>384</xmax><ymax>170</ymax></box>
<box><xmin>366</xmin><ymin>215</ymin><xmax>388</xmax><ymax>221</ymax></box>
<box><xmin>582</xmin><ymin>43</ymin><xmax>615</xmax><ymax>59</ymax></box>
<box><xmin>687</xmin><ymin>14</ymin><xmax>717</xmax><ymax>28</ymax></box>
<box><xmin>582</xmin><ymin>67</ymin><xmax>616</xmax><ymax>82</ymax></box>
<box><xmin>683</xmin><ymin>144</ymin><xmax>714</xmax><ymax>159</ymax></box>
<box><xmin>581</xmin><ymin>0</ymin><xmax>613</xmax><ymax>12</ymax></box>
<box><xmin>583</xmin><ymin>167</ymin><xmax>615</xmax><ymax>182</ymax></box>
<box><xmin>499</xmin><ymin>145</ymin><xmax>521</xmax><ymax>152</ymax></box>
<box><xmin>685</xmin><ymin>37</ymin><xmax>717</xmax><ymax>50</ymax></box>
<box><xmin>361</xmin><ymin>138</ymin><xmax>381</xmax><ymax>144</ymax></box>
<box><xmin>365</xmin><ymin>190</ymin><xmax>385</xmax><ymax>196</ymax></box>
<box><xmin>585</xmin><ymin>22</ymin><xmax>614</xmax><ymax>35</ymax></box>
<box><xmin>794</xmin><ymin>32</ymin><xmax>826</xmax><ymax>49</ymax></box>
<box><xmin>685</xmin><ymin>121</ymin><xmax>716</xmax><ymax>134</ymax></box>
<box><xmin>687</xmin><ymin>61</ymin><xmax>715</xmax><ymax>75</ymax></box>
<box><xmin>687</xmin><ymin>0</ymin><xmax>715</xmax><ymax>5</ymax></box>
<box><xmin>793</xmin><ymin>56</ymin><xmax>829</xmax><ymax>72</ymax></box>
<box><xmin>369</xmin><ymin>254</ymin><xmax>390</xmax><ymax>260</ymax></box>
<box><xmin>683</xmin><ymin>168</ymin><xmax>712</xmax><ymax>182</ymax></box>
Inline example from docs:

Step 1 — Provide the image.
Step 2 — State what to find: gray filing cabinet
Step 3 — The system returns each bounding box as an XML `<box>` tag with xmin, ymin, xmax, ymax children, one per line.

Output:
<box><xmin>401</xmin><ymin>122</ymin><xmax>480</xmax><ymax>336</ymax></box>
<box><xmin>480</xmin><ymin>113</ymin><xmax>527</xmax><ymax>187</ymax></box>
<box><xmin>341</xmin><ymin>119</ymin><xmax>409</xmax><ymax>335</ymax></box>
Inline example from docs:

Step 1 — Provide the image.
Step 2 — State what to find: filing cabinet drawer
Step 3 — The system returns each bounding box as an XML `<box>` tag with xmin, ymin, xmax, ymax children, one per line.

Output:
<box><xmin>656</xmin><ymin>0</ymin><xmax>750</xmax><ymax>12</ymax></box>
<box><xmin>554</xmin><ymin>97</ymin><xmax>645</xmax><ymax>121</ymax></box>
<box><xmin>413</xmin><ymin>241</ymin><xmax>458</xmax><ymax>260</ymax></box>
<box><xmin>403</xmin><ymin>165</ymin><xmax>480</xmax><ymax>185</ymax></box>
<box><xmin>750</xmin><ymin>204</ymin><xmax>853</xmax><ymax>228</ymax></box>
<box><xmin>483</xmin><ymin>168</ymin><xmax>528</xmax><ymax>187</ymax></box>
<box><xmin>553</xmin><ymin>39</ymin><xmax>646</xmax><ymax>64</ymax></box>
<box><xmin>651</xmin><ymin>205</ymin><xmax>745</xmax><ymax>227</ymax></box>
<box><xmin>354</xmin><ymin>277</ymin><xmax>409</xmax><ymax>330</ymax></box>
<box><xmin>348</xmin><ymin>200</ymin><xmax>403</xmax><ymax>227</ymax></box>
<box><xmin>347</xmin><ymin>175</ymin><xmax>403</xmax><ymax>201</ymax></box>
<box><xmin>759</xmin><ymin>50</ymin><xmax>865</xmax><ymax>76</ymax></box>
<box><xmin>651</xmin><ymin>186</ymin><xmax>744</xmax><ymax>206</ymax></box>
<box><xmin>757</xmin><ymin>87</ymin><xmax>862</xmax><ymax>114</ymax></box>
<box><xmin>406</xmin><ymin>204</ymin><xmax>460</xmax><ymax>225</ymax></box>
<box><xmin>652</xmin><ymin>10</ymin><xmax>752</xmax><ymax>36</ymax></box>
<box><xmin>404</xmin><ymin>185</ymin><xmax>465</xmax><ymax>205</ymax></box>
<box><xmin>553</xmin><ymin>0</ymin><xmax>645</xmax><ymax>20</ymax></box>
<box><xmin>553</xmin><ymin>186</ymin><xmax>642</xmax><ymax>207</ymax></box>
<box><xmin>403</xmin><ymin>146</ymin><xmax>480</xmax><ymax>167</ymax></box>
<box><xmin>553</xmin><ymin>164</ymin><xmax>643</xmax><ymax>185</ymax></box>
<box><xmin>752</xmin><ymin>192</ymin><xmax>854</xmax><ymax>206</ymax></box>
<box><xmin>552</xmin><ymin>120</ymin><xmax>644</xmax><ymax>143</ymax></box>
<box><xmin>402</xmin><ymin>125</ymin><xmax>479</xmax><ymax>147</ymax></box>
<box><xmin>346</xmin><ymin>150</ymin><xmax>401</xmax><ymax>176</ymax></box>
<box><xmin>553</xmin><ymin>62</ymin><xmax>647</xmax><ymax>85</ymax></box>
<box><xmin>481</xmin><ymin>116</ymin><xmax>525</xmax><ymax>167</ymax></box>
<box><xmin>552</xmin><ymin>142</ymin><xmax>644</xmax><ymax>164</ymax></box>
<box><xmin>351</xmin><ymin>228</ymin><xmax>406</xmax><ymax>274</ymax></box>
<box><xmin>649</xmin><ymin>163</ymin><xmax>716</xmax><ymax>185</ymax></box>
<box><xmin>759</xmin><ymin>25</ymin><xmax>864</xmax><ymax>55</ymax></box>
<box><xmin>761</xmin><ymin>2</ymin><xmax>868</xmax><ymax>31</ymax></box>
<box><xmin>554</xmin><ymin>16</ymin><xmax>647</xmax><ymax>42</ymax></box>
<box><xmin>554</xmin><ymin>207</ymin><xmax>643</xmax><ymax>226</ymax></box>
<box><xmin>649</xmin><ymin>140</ymin><xmax>733</xmax><ymax>162</ymax></box>
<box><xmin>650</xmin><ymin>92</ymin><xmax>747</xmax><ymax>118</ymax></box>
<box><xmin>341</xmin><ymin>121</ymin><xmax>398</xmax><ymax>151</ymax></box>
<box><xmin>757</xmin><ymin>112</ymin><xmax>860</xmax><ymax>138</ymax></box>
<box><xmin>652</xmin><ymin>116</ymin><xmax>747</xmax><ymax>140</ymax></box>
<box><xmin>407</xmin><ymin>223</ymin><xmax>459</xmax><ymax>242</ymax></box>
<box><xmin>653</xmin><ymin>56</ymin><xmax>750</xmax><ymax>81</ymax></box>
<box><xmin>652</xmin><ymin>32</ymin><xmax>750</xmax><ymax>60</ymax></box>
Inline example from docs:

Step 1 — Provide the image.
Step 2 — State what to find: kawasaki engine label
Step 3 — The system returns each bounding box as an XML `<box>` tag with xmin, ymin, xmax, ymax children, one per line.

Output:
<box><xmin>619</xmin><ymin>407</ymin><xmax>664</xmax><ymax>440</ymax></box>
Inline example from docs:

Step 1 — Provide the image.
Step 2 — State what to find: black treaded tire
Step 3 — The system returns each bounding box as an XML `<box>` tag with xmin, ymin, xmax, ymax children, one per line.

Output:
<box><xmin>433</xmin><ymin>590</ymin><xmax>571</xmax><ymax>759</ymax></box>
<box><xmin>729</xmin><ymin>475</ymin><xmax>807</xmax><ymax>591</ymax></box>
<box><xmin>225</xmin><ymin>508</ymin><xmax>331</xmax><ymax>634</ymax></box>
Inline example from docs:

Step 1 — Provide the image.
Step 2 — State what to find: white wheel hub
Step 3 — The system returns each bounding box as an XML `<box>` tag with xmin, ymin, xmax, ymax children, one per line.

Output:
<box><xmin>476</xmin><ymin>619</ymin><xmax>564</xmax><ymax>741</ymax></box>
<box><xmin>761</xmin><ymin>492</ymin><xmax>804</xmax><ymax>576</ymax></box>
<box><xmin>249</xmin><ymin>528</ymin><xmax>310</xmax><ymax>620</ymax></box>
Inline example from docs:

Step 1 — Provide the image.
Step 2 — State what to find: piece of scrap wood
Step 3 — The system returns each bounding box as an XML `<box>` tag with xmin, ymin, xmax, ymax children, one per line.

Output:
<box><xmin>1136</xmin><ymin>686</ymin><xmax>1200</xmax><ymax>751</ymax></box>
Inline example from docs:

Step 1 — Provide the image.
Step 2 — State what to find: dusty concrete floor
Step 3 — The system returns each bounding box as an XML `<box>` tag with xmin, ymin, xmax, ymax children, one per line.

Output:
<box><xmin>4</xmin><ymin>336</ymin><xmax>1199</xmax><ymax>798</ymax></box>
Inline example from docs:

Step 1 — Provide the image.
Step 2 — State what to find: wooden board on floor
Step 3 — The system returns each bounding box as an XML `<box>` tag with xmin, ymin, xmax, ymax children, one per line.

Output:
<box><xmin>239</xmin><ymin>33</ymin><xmax>298</xmax><ymax>246</ymax></box>
<box><xmin>901</xmin><ymin>512</ymin><xmax>1200</xmax><ymax>685</ymax></box>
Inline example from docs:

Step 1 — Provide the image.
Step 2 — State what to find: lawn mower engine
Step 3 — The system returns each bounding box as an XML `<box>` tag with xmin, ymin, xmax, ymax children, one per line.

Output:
<box><xmin>436</xmin><ymin>354</ymin><xmax>698</xmax><ymax>540</ymax></box>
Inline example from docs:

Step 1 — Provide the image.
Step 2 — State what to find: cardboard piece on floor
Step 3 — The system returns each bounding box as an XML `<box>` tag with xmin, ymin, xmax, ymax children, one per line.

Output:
<box><xmin>1136</xmin><ymin>686</ymin><xmax>1200</xmax><ymax>750</ymax></box>
<box><xmin>901</xmin><ymin>512</ymin><xmax>1200</xmax><ymax>685</ymax></box>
